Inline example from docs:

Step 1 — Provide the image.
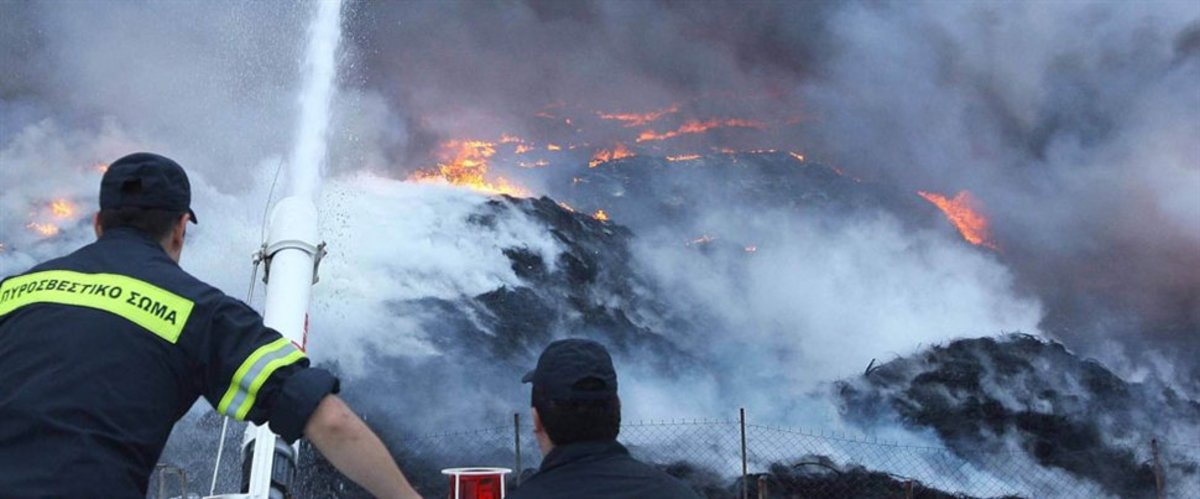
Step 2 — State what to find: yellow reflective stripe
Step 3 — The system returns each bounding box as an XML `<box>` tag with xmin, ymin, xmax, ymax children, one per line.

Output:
<box><xmin>217</xmin><ymin>337</ymin><xmax>307</xmax><ymax>420</ymax></box>
<box><xmin>0</xmin><ymin>270</ymin><xmax>194</xmax><ymax>343</ymax></box>
<box><xmin>217</xmin><ymin>338</ymin><xmax>289</xmax><ymax>416</ymax></box>
<box><xmin>235</xmin><ymin>349</ymin><xmax>306</xmax><ymax>420</ymax></box>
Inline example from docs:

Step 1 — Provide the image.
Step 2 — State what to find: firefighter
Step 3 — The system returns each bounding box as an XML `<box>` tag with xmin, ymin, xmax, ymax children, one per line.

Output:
<box><xmin>0</xmin><ymin>153</ymin><xmax>421</xmax><ymax>498</ymax></box>
<box><xmin>511</xmin><ymin>339</ymin><xmax>700</xmax><ymax>499</ymax></box>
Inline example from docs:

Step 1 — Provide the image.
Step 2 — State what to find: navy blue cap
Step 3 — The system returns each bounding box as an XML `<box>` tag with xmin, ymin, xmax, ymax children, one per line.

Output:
<box><xmin>100</xmin><ymin>152</ymin><xmax>197</xmax><ymax>224</ymax></box>
<box><xmin>523</xmin><ymin>339</ymin><xmax>618</xmax><ymax>401</ymax></box>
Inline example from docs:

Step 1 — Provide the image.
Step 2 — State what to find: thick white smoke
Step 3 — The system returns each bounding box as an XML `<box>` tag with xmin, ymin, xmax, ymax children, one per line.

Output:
<box><xmin>633</xmin><ymin>207</ymin><xmax>1041</xmax><ymax>397</ymax></box>
<box><xmin>798</xmin><ymin>0</ymin><xmax>1200</xmax><ymax>368</ymax></box>
<box><xmin>310</xmin><ymin>175</ymin><xmax>565</xmax><ymax>375</ymax></box>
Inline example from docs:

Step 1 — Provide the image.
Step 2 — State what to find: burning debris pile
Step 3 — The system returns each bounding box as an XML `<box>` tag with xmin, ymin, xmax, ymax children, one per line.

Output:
<box><xmin>274</xmin><ymin>171</ymin><xmax>1043</xmax><ymax>497</ymax></box>
<box><xmin>837</xmin><ymin>334</ymin><xmax>1200</xmax><ymax>498</ymax></box>
<box><xmin>560</xmin><ymin>151</ymin><xmax>940</xmax><ymax>235</ymax></box>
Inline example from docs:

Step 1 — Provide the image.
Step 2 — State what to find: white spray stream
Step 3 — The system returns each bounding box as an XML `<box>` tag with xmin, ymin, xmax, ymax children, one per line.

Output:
<box><xmin>233</xmin><ymin>1</ymin><xmax>344</xmax><ymax>497</ymax></box>
<box><xmin>287</xmin><ymin>0</ymin><xmax>343</xmax><ymax>200</ymax></box>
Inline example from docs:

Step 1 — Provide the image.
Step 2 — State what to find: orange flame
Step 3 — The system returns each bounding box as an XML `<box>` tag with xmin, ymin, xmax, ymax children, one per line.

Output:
<box><xmin>588</xmin><ymin>143</ymin><xmax>634</xmax><ymax>168</ymax></box>
<box><xmin>637</xmin><ymin>118</ymin><xmax>766</xmax><ymax>143</ymax></box>
<box><xmin>917</xmin><ymin>190</ymin><xmax>998</xmax><ymax>250</ymax></box>
<box><xmin>499</xmin><ymin>134</ymin><xmax>524</xmax><ymax>144</ymax></box>
<box><xmin>50</xmin><ymin>199</ymin><xmax>76</xmax><ymax>219</ymax></box>
<box><xmin>410</xmin><ymin>140</ymin><xmax>528</xmax><ymax>196</ymax></box>
<box><xmin>514</xmin><ymin>143</ymin><xmax>534</xmax><ymax>154</ymax></box>
<box><xmin>788</xmin><ymin>152</ymin><xmax>806</xmax><ymax>162</ymax></box>
<box><xmin>558</xmin><ymin>202</ymin><xmax>576</xmax><ymax>213</ymax></box>
<box><xmin>27</xmin><ymin>222</ymin><xmax>60</xmax><ymax>238</ymax></box>
<box><xmin>597</xmin><ymin>104</ymin><xmax>680</xmax><ymax>128</ymax></box>
<box><xmin>547</xmin><ymin>144</ymin><xmax>562</xmax><ymax>151</ymax></box>
<box><xmin>593</xmin><ymin>209</ymin><xmax>609</xmax><ymax>221</ymax></box>
<box><xmin>95</xmin><ymin>163</ymin><xmax>110</xmax><ymax>174</ymax></box>
<box><xmin>667</xmin><ymin>154</ymin><xmax>701</xmax><ymax>162</ymax></box>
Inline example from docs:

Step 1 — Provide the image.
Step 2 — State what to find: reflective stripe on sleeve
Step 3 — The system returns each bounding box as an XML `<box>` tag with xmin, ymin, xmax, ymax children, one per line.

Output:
<box><xmin>0</xmin><ymin>270</ymin><xmax>195</xmax><ymax>343</ymax></box>
<box><xmin>217</xmin><ymin>337</ymin><xmax>307</xmax><ymax>420</ymax></box>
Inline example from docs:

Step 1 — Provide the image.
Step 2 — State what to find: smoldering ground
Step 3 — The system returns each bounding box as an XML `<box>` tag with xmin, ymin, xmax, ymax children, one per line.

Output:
<box><xmin>342</xmin><ymin>0</ymin><xmax>1200</xmax><ymax>376</ymax></box>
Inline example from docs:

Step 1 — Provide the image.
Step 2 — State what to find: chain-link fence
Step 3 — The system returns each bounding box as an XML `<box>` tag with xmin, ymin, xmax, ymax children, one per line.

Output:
<box><xmin>151</xmin><ymin>410</ymin><xmax>1200</xmax><ymax>498</ymax></box>
<box><xmin>386</xmin><ymin>409</ymin><xmax>1198</xmax><ymax>499</ymax></box>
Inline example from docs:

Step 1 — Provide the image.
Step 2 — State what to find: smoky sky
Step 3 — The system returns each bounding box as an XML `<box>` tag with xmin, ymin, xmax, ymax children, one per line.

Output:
<box><xmin>2</xmin><ymin>0</ymin><xmax>1198</xmax><ymax>378</ymax></box>
<box><xmin>340</xmin><ymin>0</ymin><xmax>839</xmax><ymax>166</ymax></box>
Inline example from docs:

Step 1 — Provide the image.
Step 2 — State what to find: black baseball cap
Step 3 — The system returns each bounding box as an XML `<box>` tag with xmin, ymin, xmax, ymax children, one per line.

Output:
<box><xmin>522</xmin><ymin>339</ymin><xmax>618</xmax><ymax>401</ymax></box>
<box><xmin>100</xmin><ymin>152</ymin><xmax>197</xmax><ymax>224</ymax></box>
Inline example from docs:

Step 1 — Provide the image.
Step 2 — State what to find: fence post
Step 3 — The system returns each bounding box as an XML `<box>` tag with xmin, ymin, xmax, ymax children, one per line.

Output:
<box><xmin>904</xmin><ymin>479</ymin><xmax>914</xmax><ymax>499</ymax></box>
<box><xmin>1151</xmin><ymin>438</ymin><xmax>1164</xmax><ymax>499</ymax></box>
<box><xmin>757</xmin><ymin>474</ymin><xmax>767</xmax><ymax>499</ymax></box>
<box><xmin>514</xmin><ymin>412</ymin><xmax>523</xmax><ymax>487</ymax></box>
<box><xmin>740</xmin><ymin>408</ymin><xmax>748</xmax><ymax>499</ymax></box>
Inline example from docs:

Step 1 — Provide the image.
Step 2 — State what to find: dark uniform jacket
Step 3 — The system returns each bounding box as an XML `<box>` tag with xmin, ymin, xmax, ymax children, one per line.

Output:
<box><xmin>509</xmin><ymin>440</ymin><xmax>699</xmax><ymax>499</ymax></box>
<box><xmin>0</xmin><ymin>228</ymin><xmax>338</xmax><ymax>498</ymax></box>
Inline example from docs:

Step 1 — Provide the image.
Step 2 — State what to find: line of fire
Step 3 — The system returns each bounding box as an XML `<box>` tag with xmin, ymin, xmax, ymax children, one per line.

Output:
<box><xmin>7</xmin><ymin>102</ymin><xmax>999</xmax><ymax>258</ymax></box>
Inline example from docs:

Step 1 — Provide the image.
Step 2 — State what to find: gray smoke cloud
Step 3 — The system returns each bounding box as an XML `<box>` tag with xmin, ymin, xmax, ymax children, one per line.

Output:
<box><xmin>339</xmin><ymin>0</ymin><xmax>1200</xmax><ymax>379</ymax></box>
<box><xmin>1</xmin><ymin>0</ymin><xmax>1198</xmax><ymax>490</ymax></box>
<box><xmin>797</xmin><ymin>1</ymin><xmax>1200</xmax><ymax>367</ymax></box>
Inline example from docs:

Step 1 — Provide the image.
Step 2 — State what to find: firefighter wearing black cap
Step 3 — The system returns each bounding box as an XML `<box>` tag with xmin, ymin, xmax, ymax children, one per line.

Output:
<box><xmin>0</xmin><ymin>153</ymin><xmax>420</xmax><ymax>498</ymax></box>
<box><xmin>512</xmin><ymin>339</ymin><xmax>700</xmax><ymax>499</ymax></box>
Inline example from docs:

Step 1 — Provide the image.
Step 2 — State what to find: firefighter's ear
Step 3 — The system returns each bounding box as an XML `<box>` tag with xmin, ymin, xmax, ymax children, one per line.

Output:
<box><xmin>166</xmin><ymin>213</ymin><xmax>189</xmax><ymax>263</ymax></box>
<box><xmin>93</xmin><ymin>212</ymin><xmax>102</xmax><ymax>238</ymax></box>
<box><xmin>174</xmin><ymin>213</ymin><xmax>189</xmax><ymax>241</ymax></box>
<box><xmin>531</xmin><ymin>407</ymin><xmax>555</xmax><ymax>455</ymax></box>
<box><xmin>532</xmin><ymin>407</ymin><xmax>544</xmax><ymax>433</ymax></box>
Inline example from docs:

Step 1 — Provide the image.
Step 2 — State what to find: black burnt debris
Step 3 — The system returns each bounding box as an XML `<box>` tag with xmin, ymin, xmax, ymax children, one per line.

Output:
<box><xmin>748</xmin><ymin>457</ymin><xmax>1021</xmax><ymax>499</ymax></box>
<box><xmin>400</xmin><ymin>194</ymin><xmax>691</xmax><ymax>367</ymax></box>
<box><xmin>837</xmin><ymin>334</ymin><xmax>1200</xmax><ymax>498</ymax></box>
<box><xmin>654</xmin><ymin>457</ymin><xmax>1024</xmax><ymax>499</ymax></box>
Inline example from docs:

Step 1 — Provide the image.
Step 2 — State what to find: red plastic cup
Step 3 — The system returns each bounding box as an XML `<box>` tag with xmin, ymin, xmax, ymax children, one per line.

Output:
<box><xmin>442</xmin><ymin>467</ymin><xmax>512</xmax><ymax>499</ymax></box>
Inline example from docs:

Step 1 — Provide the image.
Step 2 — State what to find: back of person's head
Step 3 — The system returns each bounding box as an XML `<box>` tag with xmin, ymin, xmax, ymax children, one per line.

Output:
<box><xmin>533</xmin><ymin>381</ymin><xmax>621</xmax><ymax>444</ymax></box>
<box><xmin>524</xmin><ymin>339</ymin><xmax>622</xmax><ymax>445</ymax></box>
<box><xmin>98</xmin><ymin>206</ymin><xmax>186</xmax><ymax>242</ymax></box>
<box><xmin>98</xmin><ymin>152</ymin><xmax>197</xmax><ymax>242</ymax></box>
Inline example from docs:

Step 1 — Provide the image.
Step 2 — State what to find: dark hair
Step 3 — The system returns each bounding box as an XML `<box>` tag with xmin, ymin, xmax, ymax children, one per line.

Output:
<box><xmin>98</xmin><ymin>206</ymin><xmax>184</xmax><ymax>241</ymax></box>
<box><xmin>533</xmin><ymin>384</ymin><xmax>621</xmax><ymax>445</ymax></box>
